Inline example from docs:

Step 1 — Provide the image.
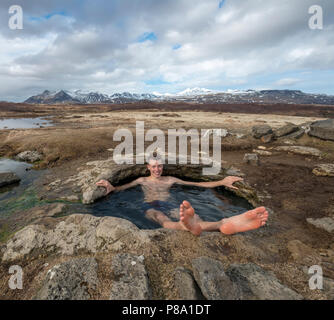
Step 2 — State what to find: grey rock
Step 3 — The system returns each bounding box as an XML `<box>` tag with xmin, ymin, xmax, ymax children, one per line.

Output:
<box><xmin>243</xmin><ymin>153</ymin><xmax>260</xmax><ymax>165</ymax></box>
<box><xmin>274</xmin><ymin>146</ymin><xmax>322</xmax><ymax>157</ymax></box>
<box><xmin>110</xmin><ymin>253</ymin><xmax>151</xmax><ymax>300</ymax></box>
<box><xmin>16</xmin><ymin>150</ymin><xmax>43</xmax><ymax>163</ymax></box>
<box><xmin>35</xmin><ymin>258</ymin><xmax>98</xmax><ymax>300</ymax></box>
<box><xmin>274</xmin><ymin>123</ymin><xmax>299</xmax><ymax>138</ymax></box>
<box><xmin>174</xmin><ymin>267</ymin><xmax>205</xmax><ymax>300</ymax></box>
<box><xmin>82</xmin><ymin>187</ymin><xmax>106</xmax><ymax>204</ymax></box>
<box><xmin>312</xmin><ymin>164</ymin><xmax>334</xmax><ymax>177</ymax></box>
<box><xmin>2</xmin><ymin>214</ymin><xmax>150</xmax><ymax>262</ymax></box>
<box><xmin>191</xmin><ymin>257</ymin><xmax>241</xmax><ymax>300</ymax></box>
<box><xmin>253</xmin><ymin>149</ymin><xmax>273</xmax><ymax>156</ymax></box>
<box><xmin>251</xmin><ymin>125</ymin><xmax>273</xmax><ymax>139</ymax></box>
<box><xmin>308</xmin><ymin>119</ymin><xmax>334</xmax><ymax>141</ymax></box>
<box><xmin>260</xmin><ymin>133</ymin><xmax>276</xmax><ymax>143</ymax></box>
<box><xmin>306</xmin><ymin>217</ymin><xmax>334</xmax><ymax>233</ymax></box>
<box><xmin>225</xmin><ymin>263</ymin><xmax>303</xmax><ymax>300</ymax></box>
<box><xmin>0</xmin><ymin>172</ymin><xmax>20</xmax><ymax>188</ymax></box>
<box><xmin>225</xmin><ymin>167</ymin><xmax>245</xmax><ymax>177</ymax></box>
<box><xmin>284</xmin><ymin>128</ymin><xmax>305</xmax><ymax>140</ymax></box>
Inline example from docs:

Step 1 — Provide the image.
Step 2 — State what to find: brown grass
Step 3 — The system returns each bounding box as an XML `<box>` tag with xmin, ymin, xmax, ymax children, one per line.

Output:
<box><xmin>0</xmin><ymin>128</ymin><xmax>116</xmax><ymax>168</ymax></box>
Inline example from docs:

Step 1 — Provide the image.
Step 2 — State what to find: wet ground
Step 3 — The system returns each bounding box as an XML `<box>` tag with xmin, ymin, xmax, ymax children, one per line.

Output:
<box><xmin>0</xmin><ymin>159</ymin><xmax>44</xmax><ymax>218</ymax></box>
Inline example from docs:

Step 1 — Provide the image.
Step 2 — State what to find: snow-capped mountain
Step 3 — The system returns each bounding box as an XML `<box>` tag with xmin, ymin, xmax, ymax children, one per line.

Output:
<box><xmin>66</xmin><ymin>90</ymin><xmax>111</xmax><ymax>104</ymax></box>
<box><xmin>176</xmin><ymin>87</ymin><xmax>217</xmax><ymax>96</ymax></box>
<box><xmin>25</xmin><ymin>90</ymin><xmax>80</xmax><ymax>104</ymax></box>
<box><xmin>24</xmin><ymin>90</ymin><xmax>160</xmax><ymax>104</ymax></box>
<box><xmin>23</xmin><ymin>88</ymin><xmax>334</xmax><ymax>105</ymax></box>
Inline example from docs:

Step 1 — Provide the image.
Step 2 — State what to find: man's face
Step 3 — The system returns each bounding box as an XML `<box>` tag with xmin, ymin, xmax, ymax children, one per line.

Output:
<box><xmin>147</xmin><ymin>159</ymin><xmax>163</xmax><ymax>178</ymax></box>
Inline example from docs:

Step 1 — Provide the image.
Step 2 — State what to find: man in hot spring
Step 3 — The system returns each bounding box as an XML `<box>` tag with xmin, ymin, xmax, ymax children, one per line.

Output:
<box><xmin>96</xmin><ymin>155</ymin><xmax>268</xmax><ymax>236</ymax></box>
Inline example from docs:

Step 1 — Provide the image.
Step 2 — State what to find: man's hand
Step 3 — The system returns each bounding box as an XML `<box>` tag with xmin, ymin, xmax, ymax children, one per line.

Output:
<box><xmin>221</xmin><ymin>176</ymin><xmax>244</xmax><ymax>190</ymax></box>
<box><xmin>96</xmin><ymin>179</ymin><xmax>115</xmax><ymax>195</ymax></box>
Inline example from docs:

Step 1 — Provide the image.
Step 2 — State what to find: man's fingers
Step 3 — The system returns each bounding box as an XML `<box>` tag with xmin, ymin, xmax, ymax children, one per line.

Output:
<box><xmin>229</xmin><ymin>186</ymin><xmax>239</xmax><ymax>190</ymax></box>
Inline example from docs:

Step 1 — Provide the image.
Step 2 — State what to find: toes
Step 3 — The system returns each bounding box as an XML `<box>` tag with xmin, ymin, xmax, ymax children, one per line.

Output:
<box><xmin>182</xmin><ymin>200</ymin><xmax>191</xmax><ymax>208</ymax></box>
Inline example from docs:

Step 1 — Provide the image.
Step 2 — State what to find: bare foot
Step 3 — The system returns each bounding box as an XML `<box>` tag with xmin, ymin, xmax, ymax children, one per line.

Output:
<box><xmin>219</xmin><ymin>207</ymin><xmax>269</xmax><ymax>235</ymax></box>
<box><xmin>179</xmin><ymin>200</ymin><xmax>202</xmax><ymax>236</ymax></box>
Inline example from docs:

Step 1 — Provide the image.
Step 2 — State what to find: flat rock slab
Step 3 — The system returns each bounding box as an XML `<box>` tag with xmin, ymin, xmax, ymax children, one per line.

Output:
<box><xmin>287</xmin><ymin>240</ymin><xmax>321</xmax><ymax>265</ymax></box>
<box><xmin>174</xmin><ymin>267</ymin><xmax>205</xmax><ymax>300</ymax></box>
<box><xmin>275</xmin><ymin>146</ymin><xmax>322</xmax><ymax>157</ymax></box>
<box><xmin>252</xmin><ymin>125</ymin><xmax>273</xmax><ymax>139</ymax></box>
<box><xmin>284</xmin><ymin>128</ymin><xmax>305</xmax><ymax>140</ymax></box>
<box><xmin>109</xmin><ymin>253</ymin><xmax>151</xmax><ymax>300</ymax></box>
<box><xmin>35</xmin><ymin>258</ymin><xmax>98</xmax><ymax>300</ymax></box>
<box><xmin>225</xmin><ymin>263</ymin><xmax>303</xmax><ymax>300</ymax></box>
<box><xmin>312</xmin><ymin>164</ymin><xmax>334</xmax><ymax>177</ymax></box>
<box><xmin>191</xmin><ymin>256</ymin><xmax>240</xmax><ymax>300</ymax></box>
<box><xmin>0</xmin><ymin>172</ymin><xmax>20</xmax><ymax>188</ymax></box>
<box><xmin>274</xmin><ymin>123</ymin><xmax>299</xmax><ymax>138</ymax></box>
<box><xmin>1</xmin><ymin>214</ymin><xmax>150</xmax><ymax>262</ymax></box>
<box><xmin>309</xmin><ymin>119</ymin><xmax>334</xmax><ymax>141</ymax></box>
<box><xmin>253</xmin><ymin>149</ymin><xmax>273</xmax><ymax>156</ymax></box>
<box><xmin>307</xmin><ymin>217</ymin><xmax>334</xmax><ymax>233</ymax></box>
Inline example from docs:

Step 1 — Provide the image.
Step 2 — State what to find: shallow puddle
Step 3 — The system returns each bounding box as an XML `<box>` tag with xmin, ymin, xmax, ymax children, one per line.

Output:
<box><xmin>0</xmin><ymin>117</ymin><xmax>53</xmax><ymax>129</ymax></box>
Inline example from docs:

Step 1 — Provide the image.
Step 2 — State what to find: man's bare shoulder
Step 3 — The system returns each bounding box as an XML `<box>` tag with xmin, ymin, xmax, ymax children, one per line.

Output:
<box><xmin>136</xmin><ymin>177</ymin><xmax>146</xmax><ymax>184</ymax></box>
<box><xmin>163</xmin><ymin>176</ymin><xmax>180</xmax><ymax>183</ymax></box>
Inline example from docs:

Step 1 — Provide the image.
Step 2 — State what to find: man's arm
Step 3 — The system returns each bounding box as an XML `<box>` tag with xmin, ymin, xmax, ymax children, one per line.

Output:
<box><xmin>96</xmin><ymin>177</ymin><xmax>144</xmax><ymax>195</ymax></box>
<box><xmin>170</xmin><ymin>176</ymin><xmax>243</xmax><ymax>190</ymax></box>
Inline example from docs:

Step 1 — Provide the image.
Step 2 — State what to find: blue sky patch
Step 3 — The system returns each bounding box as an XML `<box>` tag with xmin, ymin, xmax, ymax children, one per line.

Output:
<box><xmin>172</xmin><ymin>44</ymin><xmax>182</xmax><ymax>50</ymax></box>
<box><xmin>219</xmin><ymin>0</ymin><xmax>225</xmax><ymax>9</ymax></box>
<box><xmin>29</xmin><ymin>11</ymin><xmax>68</xmax><ymax>22</ymax></box>
<box><xmin>137</xmin><ymin>32</ymin><xmax>157</xmax><ymax>43</ymax></box>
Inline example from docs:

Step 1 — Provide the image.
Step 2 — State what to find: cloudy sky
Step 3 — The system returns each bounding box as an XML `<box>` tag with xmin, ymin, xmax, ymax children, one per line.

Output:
<box><xmin>1</xmin><ymin>0</ymin><xmax>334</xmax><ymax>101</ymax></box>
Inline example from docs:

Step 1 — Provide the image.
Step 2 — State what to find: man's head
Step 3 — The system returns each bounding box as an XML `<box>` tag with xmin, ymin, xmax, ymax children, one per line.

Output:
<box><xmin>147</xmin><ymin>153</ymin><xmax>163</xmax><ymax>178</ymax></box>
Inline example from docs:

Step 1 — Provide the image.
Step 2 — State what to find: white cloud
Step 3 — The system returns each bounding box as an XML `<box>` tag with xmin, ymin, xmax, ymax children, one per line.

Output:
<box><xmin>275</xmin><ymin>78</ymin><xmax>302</xmax><ymax>86</ymax></box>
<box><xmin>0</xmin><ymin>0</ymin><xmax>334</xmax><ymax>101</ymax></box>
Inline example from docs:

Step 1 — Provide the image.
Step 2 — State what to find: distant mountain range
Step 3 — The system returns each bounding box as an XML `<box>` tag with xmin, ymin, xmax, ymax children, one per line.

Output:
<box><xmin>23</xmin><ymin>88</ymin><xmax>334</xmax><ymax>105</ymax></box>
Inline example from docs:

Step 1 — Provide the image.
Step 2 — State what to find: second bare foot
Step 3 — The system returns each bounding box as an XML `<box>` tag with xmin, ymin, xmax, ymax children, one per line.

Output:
<box><xmin>179</xmin><ymin>200</ymin><xmax>202</xmax><ymax>236</ymax></box>
<box><xmin>219</xmin><ymin>207</ymin><xmax>269</xmax><ymax>235</ymax></box>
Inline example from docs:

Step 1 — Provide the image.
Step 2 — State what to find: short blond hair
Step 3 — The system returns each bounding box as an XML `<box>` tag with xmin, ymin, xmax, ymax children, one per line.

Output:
<box><xmin>147</xmin><ymin>151</ymin><xmax>162</xmax><ymax>164</ymax></box>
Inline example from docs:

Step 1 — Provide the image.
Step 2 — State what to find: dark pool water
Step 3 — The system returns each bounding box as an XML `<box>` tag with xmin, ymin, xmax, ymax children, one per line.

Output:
<box><xmin>0</xmin><ymin>158</ymin><xmax>44</xmax><ymax>216</ymax></box>
<box><xmin>0</xmin><ymin>117</ymin><xmax>53</xmax><ymax>129</ymax></box>
<box><xmin>80</xmin><ymin>185</ymin><xmax>252</xmax><ymax>229</ymax></box>
<box><xmin>0</xmin><ymin>157</ymin><xmax>252</xmax><ymax>231</ymax></box>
